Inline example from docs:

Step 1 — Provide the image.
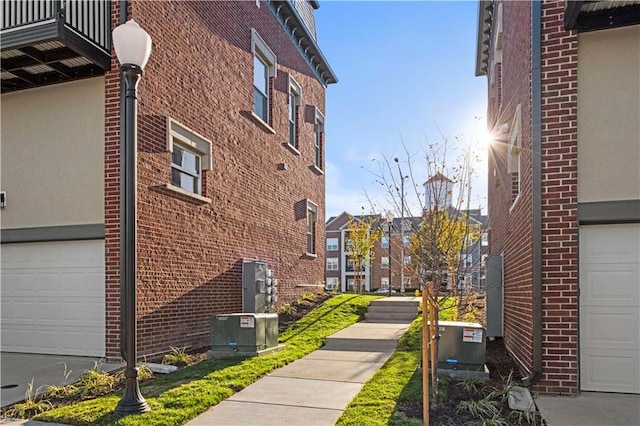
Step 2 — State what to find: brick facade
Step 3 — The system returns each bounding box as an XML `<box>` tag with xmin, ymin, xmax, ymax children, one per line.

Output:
<box><xmin>105</xmin><ymin>1</ymin><xmax>329</xmax><ymax>360</ymax></box>
<box><xmin>538</xmin><ymin>0</ymin><xmax>579</xmax><ymax>395</ymax></box>
<box><xmin>484</xmin><ymin>0</ymin><xmax>579</xmax><ymax>395</ymax></box>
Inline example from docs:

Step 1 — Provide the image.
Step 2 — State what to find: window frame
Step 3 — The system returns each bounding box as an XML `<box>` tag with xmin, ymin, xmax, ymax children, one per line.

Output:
<box><xmin>508</xmin><ymin>104</ymin><xmax>522</xmax><ymax>209</ymax></box>
<box><xmin>326</xmin><ymin>257</ymin><xmax>338</xmax><ymax>271</ymax></box>
<box><xmin>381</xmin><ymin>277</ymin><xmax>390</xmax><ymax>290</ymax></box>
<box><xmin>306</xmin><ymin>200</ymin><xmax>318</xmax><ymax>255</ymax></box>
<box><xmin>326</xmin><ymin>237</ymin><xmax>339</xmax><ymax>251</ymax></box>
<box><xmin>251</xmin><ymin>29</ymin><xmax>277</xmax><ymax>128</ymax></box>
<box><xmin>326</xmin><ymin>277</ymin><xmax>338</xmax><ymax>290</ymax></box>
<box><xmin>313</xmin><ymin>108</ymin><xmax>325</xmax><ymax>171</ymax></box>
<box><xmin>288</xmin><ymin>76</ymin><xmax>302</xmax><ymax>152</ymax></box>
<box><xmin>381</xmin><ymin>236</ymin><xmax>389</xmax><ymax>249</ymax></box>
<box><xmin>165</xmin><ymin>116</ymin><xmax>212</xmax><ymax>202</ymax></box>
<box><xmin>381</xmin><ymin>256</ymin><xmax>390</xmax><ymax>269</ymax></box>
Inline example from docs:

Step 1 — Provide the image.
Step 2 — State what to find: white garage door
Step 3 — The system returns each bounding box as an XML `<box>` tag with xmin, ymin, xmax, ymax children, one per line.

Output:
<box><xmin>1</xmin><ymin>240</ymin><xmax>105</xmax><ymax>356</ymax></box>
<box><xmin>580</xmin><ymin>224</ymin><xmax>640</xmax><ymax>393</ymax></box>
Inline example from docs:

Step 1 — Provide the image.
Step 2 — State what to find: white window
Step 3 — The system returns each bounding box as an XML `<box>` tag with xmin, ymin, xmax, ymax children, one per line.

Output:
<box><xmin>288</xmin><ymin>76</ymin><xmax>302</xmax><ymax>151</ymax></box>
<box><xmin>381</xmin><ymin>277</ymin><xmax>390</xmax><ymax>289</ymax></box>
<box><xmin>482</xmin><ymin>232</ymin><xmax>488</xmax><ymax>246</ymax></box>
<box><xmin>306</xmin><ymin>200</ymin><xmax>318</xmax><ymax>255</ymax></box>
<box><xmin>172</xmin><ymin>145</ymin><xmax>201</xmax><ymax>194</ymax></box>
<box><xmin>381</xmin><ymin>256</ymin><xmax>389</xmax><ymax>269</ymax></box>
<box><xmin>508</xmin><ymin>104</ymin><xmax>522</xmax><ymax>207</ymax></box>
<box><xmin>326</xmin><ymin>257</ymin><xmax>338</xmax><ymax>271</ymax></box>
<box><xmin>314</xmin><ymin>109</ymin><xmax>324</xmax><ymax>170</ymax></box>
<box><xmin>166</xmin><ymin>116</ymin><xmax>212</xmax><ymax>199</ymax></box>
<box><xmin>326</xmin><ymin>238</ymin><xmax>339</xmax><ymax>251</ymax></box>
<box><xmin>347</xmin><ymin>279</ymin><xmax>354</xmax><ymax>291</ymax></box>
<box><xmin>381</xmin><ymin>236</ymin><xmax>389</xmax><ymax>249</ymax></box>
<box><xmin>252</xmin><ymin>29</ymin><xmax>276</xmax><ymax>125</ymax></box>
<box><xmin>326</xmin><ymin>277</ymin><xmax>338</xmax><ymax>290</ymax></box>
<box><xmin>403</xmin><ymin>236</ymin><xmax>410</xmax><ymax>247</ymax></box>
<box><xmin>403</xmin><ymin>255</ymin><xmax>411</xmax><ymax>266</ymax></box>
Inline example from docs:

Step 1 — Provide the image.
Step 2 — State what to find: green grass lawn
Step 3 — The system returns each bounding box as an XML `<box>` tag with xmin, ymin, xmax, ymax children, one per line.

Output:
<box><xmin>31</xmin><ymin>294</ymin><xmax>379</xmax><ymax>426</ymax></box>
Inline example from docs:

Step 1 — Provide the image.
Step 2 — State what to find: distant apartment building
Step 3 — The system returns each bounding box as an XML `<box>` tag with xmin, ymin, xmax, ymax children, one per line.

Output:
<box><xmin>325</xmin><ymin>174</ymin><xmax>487</xmax><ymax>293</ymax></box>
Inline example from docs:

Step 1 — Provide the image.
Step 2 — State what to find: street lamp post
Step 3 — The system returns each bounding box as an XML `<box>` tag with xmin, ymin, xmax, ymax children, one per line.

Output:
<box><xmin>394</xmin><ymin>158</ymin><xmax>409</xmax><ymax>294</ymax></box>
<box><xmin>385</xmin><ymin>212</ymin><xmax>393</xmax><ymax>297</ymax></box>
<box><xmin>112</xmin><ymin>19</ymin><xmax>152</xmax><ymax>416</ymax></box>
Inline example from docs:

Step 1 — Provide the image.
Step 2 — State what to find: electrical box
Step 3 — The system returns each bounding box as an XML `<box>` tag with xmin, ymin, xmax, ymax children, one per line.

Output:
<box><xmin>210</xmin><ymin>313</ymin><xmax>279</xmax><ymax>355</ymax></box>
<box><xmin>242</xmin><ymin>260</ymin><xmax>267</xmax><ymax>313</ymax></box>
<box><xmin>436</xmin><ymin>321</ymin><xmax>486</xmax><ymax>370</ymax></box>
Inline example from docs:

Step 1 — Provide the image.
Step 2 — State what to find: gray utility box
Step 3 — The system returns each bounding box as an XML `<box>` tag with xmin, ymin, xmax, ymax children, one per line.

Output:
<box><xmin>210</xmin><ymin>313</ymin><xmax>279</xmax><ymax>355</ymax></box>
<box><xmin>436</xmin><ymin>321</ymin><xmax>486</xmax><ymax>370</ymax></box>
<box><xmin>242</xmin><ymin>260</ymin><xmax>267</xmax><ymax>313</ymax></box>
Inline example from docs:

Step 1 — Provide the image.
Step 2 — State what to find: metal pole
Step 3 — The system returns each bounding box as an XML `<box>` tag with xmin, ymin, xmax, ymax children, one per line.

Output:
<box><xmin>400</xmin><ymin>175</ymin><xmax>405</xmax><ymax>294</ymax></box>
<box><xmin>115</xmin><ymin>64</ymin><xmax>150</xmax><ymax>415</ymax></box>
<box><xmin>388</xmin><ymin>221</ymin><xmax>392</xmax><ymax>297</ymax></box>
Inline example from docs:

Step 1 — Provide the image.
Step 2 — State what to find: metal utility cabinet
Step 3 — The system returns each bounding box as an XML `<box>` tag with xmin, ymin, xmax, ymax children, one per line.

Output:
<box><xmin>209</xmin><ymin>313</ymin><xmax>281</xmax><ymax>357</ymax></box>
<box><xmin>436</xmin><ymin>321</ymin><xmax>486</xmax><ymax>370</ymax></box>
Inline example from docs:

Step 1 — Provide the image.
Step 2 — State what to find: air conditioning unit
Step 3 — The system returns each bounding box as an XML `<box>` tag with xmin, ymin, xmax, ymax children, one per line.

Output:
<box><xmin>208</xmin><ymin>313</ymin><xmax>283</xmax><ymax>358</ymax></box>
<box><xmin>436</xmin><ymin>321</ymin><xmax>486</xmax><ymax>371</ymax></box>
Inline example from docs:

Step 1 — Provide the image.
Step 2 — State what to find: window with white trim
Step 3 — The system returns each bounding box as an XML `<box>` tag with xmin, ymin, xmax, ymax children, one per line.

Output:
<box><xmin>347</xmin><ymin>279</ymin><xmax>354</xmax><ymax>291</ymax></box>
<box><xmin>508</xmin><ymin>104</ymin><xmax>522</xmax><ymax>206</ymax></box>
<box><xmin>403</xmin><ymin>235</ymin><xmax>410</xmax><ymax>247</ymax></box>
<box><xmin>288</xmin><ymin>76</ymin><xmax>302</xmax><ymax>150</ymax></box>
<box><xmin>314</xmin><ymin>109</ymin><xmax>324</xmax><ymax>170</ymax></box>
<box><xmin>381</xmin><ymin>256</ymin><xmax>389</xmax><ymax>269</ymax></box>
<box><xmin>326</xmin><ymin>237</ymin><xmax>339</xmax><ymax>251</ymax></box>
<box><xmin>381</xmin><ymin>236</ymin><xmax>389</xmax><ymax>249</ymax></box>
<box><xmin>326</xmin><ymin>257</ymin><xmax>338</xmax><ymax>271</ymax></box>
<box><xmin>403</xmin><ymin>255</ymin><xmax>411</xmax><ymax>266</ymax></box>
<box><xmin>381</xmin><ymin>277</ymin><xmax>390</xmax><ymax>289</ymax></box>
<box><xmin>252</xmin><ymin>29</ymin><xmax>276</xmax><ymax>125</ymax></box>
<box><xmin>306</xmin><ymin>200</ymin><xmax>318</xmax><ymax>254</ymax></box>
<box><xmin>326</xmin><ymin>277</ymin><xmax>338</xmax><ymax>290</ymax></box>
<box><xmin>166</xmin><ymin>116</ymin><xmax>212</xmax><ymax>199</ymax></box>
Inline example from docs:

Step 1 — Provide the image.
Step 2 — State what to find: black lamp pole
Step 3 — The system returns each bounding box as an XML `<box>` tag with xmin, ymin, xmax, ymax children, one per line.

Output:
<box><xmin>115</xmin><ymin>63</ymin><xmax>150</xmax><ymax>415</ymax></box>
<box><xmin>387</xmin><ymin>219</ymin><xmax>393</xmax><ymax>297</ymax></box>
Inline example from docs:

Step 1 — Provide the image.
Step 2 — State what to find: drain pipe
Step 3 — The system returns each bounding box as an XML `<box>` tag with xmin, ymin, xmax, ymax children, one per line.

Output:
<box><xmin>522</xmin><ymin>0</ymin><xmax>543</xmax><ymax>387</ymax></box>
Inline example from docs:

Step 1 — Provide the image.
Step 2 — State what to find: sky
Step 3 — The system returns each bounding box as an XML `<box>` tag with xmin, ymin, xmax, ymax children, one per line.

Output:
<box><xmin>313</xmin><ymin>1</ymin><xmax>489</xmax><ymax>219</ymax></box>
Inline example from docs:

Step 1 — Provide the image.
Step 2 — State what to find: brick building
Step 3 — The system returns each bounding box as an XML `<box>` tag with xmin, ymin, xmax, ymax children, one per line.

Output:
<box><xmin>476</xmin><ymin>0</ymin><xmax>639</xmax><ymax>395</ymax></box>
<box><xmin>1</xmin><ymin>0</ymin><xmax>336</xmax><ymax>361</ymax></box>
<box><xmin>325</xmin><ymin>175</ymin><xmax>487</xmax><ymax>294</ymax></box>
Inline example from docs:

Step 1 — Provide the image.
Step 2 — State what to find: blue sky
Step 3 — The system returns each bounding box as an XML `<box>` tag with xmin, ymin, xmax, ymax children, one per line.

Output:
<box><xmin>314</xmin><ymin>1</ymin><xmax>489</xmax><ymax>218</ymax></box>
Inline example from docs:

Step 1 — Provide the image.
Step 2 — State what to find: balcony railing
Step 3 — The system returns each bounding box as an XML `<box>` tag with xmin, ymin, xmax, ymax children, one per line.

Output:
<box><xmin>1</xmin><ymin>0</ymin><xmax>111</xmax><ymax>92</ymax></box>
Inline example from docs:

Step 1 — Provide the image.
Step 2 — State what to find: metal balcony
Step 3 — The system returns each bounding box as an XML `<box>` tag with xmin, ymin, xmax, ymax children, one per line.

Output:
<box><xmin>1</xmin><ymin>0</ymin><xmax>111</xmax><ymax>93</ymax></box>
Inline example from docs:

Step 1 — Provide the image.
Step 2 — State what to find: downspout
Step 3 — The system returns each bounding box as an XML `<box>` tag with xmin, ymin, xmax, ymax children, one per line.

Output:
<box><xmin>522</xmin><ymin>0</ymin><xmax>543</xmax><ymax>387</ymax></box>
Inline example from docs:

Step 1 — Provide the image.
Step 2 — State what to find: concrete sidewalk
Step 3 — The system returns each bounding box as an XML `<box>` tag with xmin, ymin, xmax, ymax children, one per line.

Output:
<box><xmin>186</xmin><ymin>320</ymin><xmax>411</xmax><ymax>426</ymax></box>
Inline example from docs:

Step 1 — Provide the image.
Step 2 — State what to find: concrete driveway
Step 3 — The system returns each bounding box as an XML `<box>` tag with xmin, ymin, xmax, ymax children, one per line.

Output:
<box><xmin>536</xmin><ymin>392</ymin><xmax>640</xmax><ymax>426</ymax></box>
<box><xmin>1</xmin><ymin>352</ymin><xmax>122</xmax><ymax>407</ymax></box>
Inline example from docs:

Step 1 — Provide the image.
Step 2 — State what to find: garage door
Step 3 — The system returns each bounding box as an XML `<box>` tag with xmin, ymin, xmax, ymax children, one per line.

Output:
<box><xmin>580</xmin><ymin>224</ymin><xmax>640</xmax><ymax>393</ymax></box>
<box><xmin>1</xmin><ymin>240</ymin><xmax>105</xmax><ymax>356</ymax></box>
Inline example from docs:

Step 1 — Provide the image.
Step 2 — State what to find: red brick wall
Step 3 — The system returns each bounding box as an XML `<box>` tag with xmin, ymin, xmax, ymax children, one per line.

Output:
<box><xmin>487</xmin><ymin>0</ymin><xmax>535</xmax><ymax>377</ymax></box>
<box><xmin>538</xmin><ymin>0</ymin><xmax>579</xmax><ymax>395</ymax></box>
<box><xmin>487</xmin><ymin>0</ymin><xmax>579</xmax><ymax>395</ymax></box>
<box><xmin>105</xmin><ymin>0</ymin><xmax>327</xmax><ymax>360</ymax></box>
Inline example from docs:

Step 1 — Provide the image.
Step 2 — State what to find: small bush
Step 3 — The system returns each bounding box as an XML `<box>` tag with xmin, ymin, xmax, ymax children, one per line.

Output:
<box><xmin>3</xmin><ymin>380</ymin><xmax>53</xmax><ymax>418</ymax></box>
<box><xmin>162</xmin><ymin>346</ymin><xmax>193</xmax><ymax>367</ymax></box>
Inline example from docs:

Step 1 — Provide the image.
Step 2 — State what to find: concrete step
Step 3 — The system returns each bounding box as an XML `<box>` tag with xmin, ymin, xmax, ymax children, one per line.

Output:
<box><xmin>366</xmin><ymin>305</ymin><xmax>418</xmax><ymax>314</ymax></box>
<box><xmin>323</xmin><ymin>322</ymin><xmax>410</xmax><ymax>352</ymax></box>
<box><xmin>365</xmin><ymin>312</ymin><xmax>417</xmax><ymax>321</ymax></box>
<box><xmin>369</xmin><ymin>298</ymin><xmax>420</xmax><ymax>308</ymax></box>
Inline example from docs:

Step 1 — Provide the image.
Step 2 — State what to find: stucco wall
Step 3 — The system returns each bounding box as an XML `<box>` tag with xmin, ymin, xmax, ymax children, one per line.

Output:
<box><xmin>578</xmin><ymin>25</ymin><xmax>640</xmax><ymax>203</ymax></box>
<box><xmin>0</xmin><ymin>78</ymin><xmax>105</xmax><ymax>229</ymax></box>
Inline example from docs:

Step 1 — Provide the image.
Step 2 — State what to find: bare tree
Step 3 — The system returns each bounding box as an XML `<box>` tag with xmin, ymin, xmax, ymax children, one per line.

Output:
<box><xmin>364</xmin><ymin>135</ymin><xmax>485</xmax><ymax>408</ymax></box>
